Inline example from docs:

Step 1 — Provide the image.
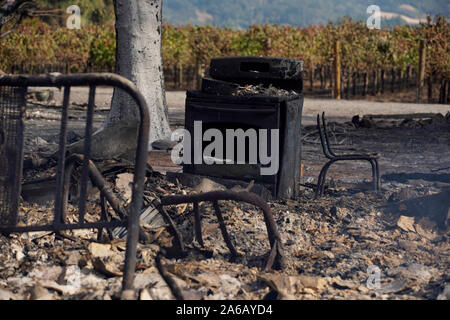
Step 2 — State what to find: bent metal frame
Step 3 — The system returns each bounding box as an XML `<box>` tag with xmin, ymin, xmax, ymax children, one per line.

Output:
<box><xmin>0</xmin><ymin>73</ymin><xmax>149</xmax><ymax>291</ymax></box>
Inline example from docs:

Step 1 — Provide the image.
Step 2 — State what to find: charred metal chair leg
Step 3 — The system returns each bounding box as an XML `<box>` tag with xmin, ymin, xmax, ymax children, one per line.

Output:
<box><xmin>320</xmin><ymin>161</ymin><xmax>335</xmax><ymax>196</ymax></box>
<box><xmin>375</xmin><ymin>159</ymin><xmax>381</xmax><ymax>190</ymax></box>
<box><xmin>213</xmin><ymin>200</ymin><xmax>239</xmax><ymax>259</ymax></box>
<box><xmin>316</xmin><ymin>160</ymin><xmax>333</xmax><ymax>198</ymax></box>
<box><xmin>156</xmin><ymin>202</ymin><xmax>186</xmax><ymax>256</ymax></box>
<box><xmin>369</xmin><ymin>159</ymin><xmax>377</xmax><ymax>191</ymax></box>
<box><xmin>315</xmin><ymin>164</ymin><xmax>327</xmax><ymax>198</ymax></box>
<box><xmin>193</xmin><ymin>202</ymin><xmax>204</xmax><ymax>247</ymax></box>
<box><xmin>316</xmin><ymin>112</ymin><xmax>381</xmax><ymax>198</ymax></box>
<box><xmin>160</xmin><ymin>190</ymin><xmax>286</xmax><ymax>270</ymax></box>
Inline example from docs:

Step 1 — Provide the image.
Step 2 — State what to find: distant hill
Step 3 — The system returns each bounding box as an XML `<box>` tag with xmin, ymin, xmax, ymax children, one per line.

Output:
<box><xmin>33</xmin><ymin>1</ymin><xmax>449</xmax><ymax>28</ymax></box>
<box><xmin>163</xmin><ymin>0</ymin><xmax>449</xmax><ymax>28</ymax></box>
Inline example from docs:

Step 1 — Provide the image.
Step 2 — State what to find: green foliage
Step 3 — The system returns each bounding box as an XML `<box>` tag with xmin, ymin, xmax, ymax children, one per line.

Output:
<box><xmin>88</xmin><ymin>26</ymin><xmax>116</xmax><ymax>71</ymax></box>
<box><xmin>34</xmin><ymin>0</ymin><xmax>115</xmax><ymax>26</ymax></box>
<box><xmin>0</xmin><ymin>19</ymin><xmax>114</xmax><ymax>72</ymax></box>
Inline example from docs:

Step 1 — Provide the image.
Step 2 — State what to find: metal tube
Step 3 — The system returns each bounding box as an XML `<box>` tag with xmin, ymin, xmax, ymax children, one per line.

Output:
<box><xmin>78</xmin><ymin>85</ymin><xmax>96</xmax><ymax>223</ymax></box>
<box><xmin>193</xmin><ymin>202</ymin><xmax>203</xmax><ymax>246</ymax></box>
<box><xmin>213</xmin><ymin>200</ymin><xmax>238</xmax><ymax>258</ymax></box>
<box><xmin>53</xmin><ymin>86</ymin><xmax>70</xmax><ymax>226</ymax></box>
<box><xmin>161</xmin><ymin>190</ymin><xmax>286</xmax><ymax>269</ymax></box>
<box><xmin>66</xmin><ymin>154</ymin><xmax>127</xmax><ymax>219</ymax></box>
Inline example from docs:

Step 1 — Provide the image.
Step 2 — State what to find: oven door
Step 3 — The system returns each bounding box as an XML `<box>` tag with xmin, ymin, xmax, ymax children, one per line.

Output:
<box><xmin>184</xmin><ymin>98</ymin><xmax>280</xmax><ymax>186</ymax></box>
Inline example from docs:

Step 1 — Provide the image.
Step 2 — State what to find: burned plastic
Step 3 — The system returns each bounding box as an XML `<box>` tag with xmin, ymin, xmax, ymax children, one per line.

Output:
<box><xmin>209</xmin><ymin>56</ymin><xmax>304</xmax><ymax>92</ymax></box>
<box><xmin>184</xmin><ymin>56</ymin><xmax>304</xmax><ymax>199</ymax></box>
<box><xmin>201</xmin><ymin>77</ymin><xmax>240</xmax><ymax>96</ymax></box>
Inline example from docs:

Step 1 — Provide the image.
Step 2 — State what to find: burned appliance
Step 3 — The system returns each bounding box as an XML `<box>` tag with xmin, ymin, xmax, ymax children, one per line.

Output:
<box><xmin>184</xmin><ymin>56</ymin><xmax>304</xmax><ymax>199</ymax></box>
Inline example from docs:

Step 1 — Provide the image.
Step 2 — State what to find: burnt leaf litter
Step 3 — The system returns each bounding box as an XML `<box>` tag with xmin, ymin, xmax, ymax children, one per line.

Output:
<box><xmin>0</xmin><ymin>94</ymin><xmax>449</xmax><ymax>300</ymax></box>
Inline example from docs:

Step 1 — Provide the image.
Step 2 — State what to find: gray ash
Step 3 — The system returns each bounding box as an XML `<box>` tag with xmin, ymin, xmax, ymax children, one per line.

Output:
<box><xmin>233</xmin><ymin>84</ymin><xmax>298</xmax><ymax>97</ymax></box>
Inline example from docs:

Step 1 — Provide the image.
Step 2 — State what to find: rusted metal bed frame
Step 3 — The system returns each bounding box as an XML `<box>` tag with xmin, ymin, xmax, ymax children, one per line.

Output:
<box><xmin>315</xmin><ymin>112</ymin><xmax>381</xmax><ymax>198</ymax></box>
<box><xmin>0</xmin><ymin>73</ymin><xmax>149</xmax><ymax>291</ymax></box>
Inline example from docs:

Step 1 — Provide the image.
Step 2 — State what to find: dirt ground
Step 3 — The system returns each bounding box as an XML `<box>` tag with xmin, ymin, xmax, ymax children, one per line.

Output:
<box><xmin>0</xmin><ymin>88</ymin><xmax>449</xmax><ymax>300</ymax></box>
<box><xmin>32</xmin><ymin>86</ymin><xmax>450</xmax><ymax>126</ymax></box>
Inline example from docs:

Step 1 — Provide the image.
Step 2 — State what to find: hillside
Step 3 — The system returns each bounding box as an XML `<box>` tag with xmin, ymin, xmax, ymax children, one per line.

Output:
<box><xmin>163</xmin><ymin>0</ymin><xmax>449</xmax><ymax>28</ymax></box>
<box><xmin>31</xmin><ymin>1</ymin><xmax>449</xmax><ymax>28</ymax></box>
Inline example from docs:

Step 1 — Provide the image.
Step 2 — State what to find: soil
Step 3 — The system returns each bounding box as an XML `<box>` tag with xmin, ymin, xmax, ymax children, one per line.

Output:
<box><xmin>26</xmin><ymin>86</ymin><xmax>450</xmax><ymax>130</ymax></box>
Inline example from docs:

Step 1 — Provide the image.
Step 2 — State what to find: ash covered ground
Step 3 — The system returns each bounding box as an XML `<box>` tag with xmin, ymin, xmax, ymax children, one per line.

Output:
<box><xmin>0</xmin><ymin>97</ymin><xmax>449</xmax><ymax>300</ymax></box>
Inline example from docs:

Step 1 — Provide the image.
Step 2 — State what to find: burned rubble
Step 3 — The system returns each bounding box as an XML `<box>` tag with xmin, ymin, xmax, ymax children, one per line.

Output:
<box><xmin>1</xmin><ymin>106</ymin><xmax>449</xmax><ymax>300</ymax></box>
<box><xmin>0</xmin><ymin>160</ymin><xmax>449</xmax><ymax>300</ymax></box>
<box><xmin>233</xmin><ymin>84</ymin><xmax>299</xmax><ymax>98</ymax></box>
<box><xmin>0</xmin><ymin>63</ymin><xmax>449</xmax><ymax>301</ymax></box>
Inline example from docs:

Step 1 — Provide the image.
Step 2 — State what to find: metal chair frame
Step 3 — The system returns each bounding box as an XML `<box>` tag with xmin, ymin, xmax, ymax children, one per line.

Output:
<box><xmin>315</xmin><ymin>112</ymin><xmax>380</xmax><ymax>198</ymax></box>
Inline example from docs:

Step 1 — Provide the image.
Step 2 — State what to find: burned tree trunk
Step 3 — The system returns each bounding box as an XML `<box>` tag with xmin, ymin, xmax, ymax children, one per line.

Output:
<box><xmin>107</xmin><ymin>0</ymin><xmax>171</xmax><ymax>145</ymax></box>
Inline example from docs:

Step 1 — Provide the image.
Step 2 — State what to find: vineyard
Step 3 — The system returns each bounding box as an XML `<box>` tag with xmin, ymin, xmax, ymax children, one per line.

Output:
<box><xmin>1</xmin><ymin>16</ymin><xmax>449</xmax><ymax>103</ymax></box>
